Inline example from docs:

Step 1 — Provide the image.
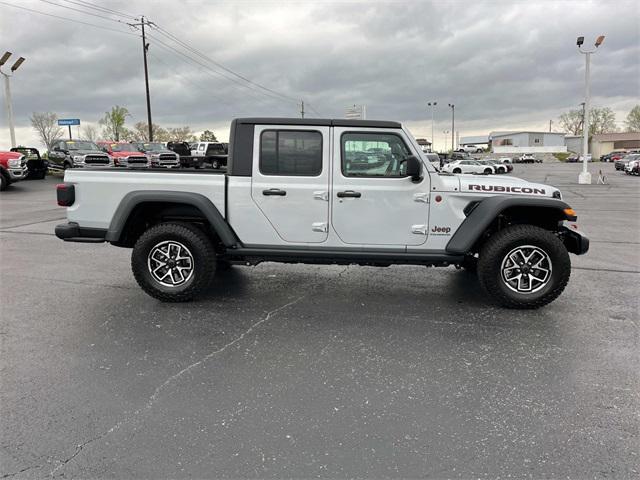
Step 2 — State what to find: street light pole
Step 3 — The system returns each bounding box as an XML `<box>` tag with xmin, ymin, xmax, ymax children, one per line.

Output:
<box><xmin>448</xmin><ymin>103</ymin><xmax>455</xmax><ymax>152</ymax></box>
<box><xmin>427</xmin><ymin>101</ymin><xmax>437</xmax><ymax>152</ymax></box>
<box><xmin>576</xmin><ymin>35</ymin><xmax>605</xmax><ymax>184</ymax></box>
<box><xmin>0</xmin><ymin>52</ymin><xmax>25</xmax><ymax>149</ymax></box>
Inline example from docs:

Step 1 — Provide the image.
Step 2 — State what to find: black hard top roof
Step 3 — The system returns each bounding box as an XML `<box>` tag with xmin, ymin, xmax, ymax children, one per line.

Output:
<box><xmin>234</xmin><ymin>117</ymin><xmax>402</xmax><ymax>128</ymax></box>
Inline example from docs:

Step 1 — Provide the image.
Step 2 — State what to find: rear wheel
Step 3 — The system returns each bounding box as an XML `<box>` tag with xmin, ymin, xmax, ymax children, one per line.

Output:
<box><xmin>484</xmin><ymin>168</ymin><xmax>492</xmax><ymax>174</ymax></box>
<box><xmin>477</xmin><ymin>225</ymin><xmax>570</xmax><ymax>309</ymax></box>
<box><xmin>453</xmin><ymin>168</ymin><xmax>462</xmax><ymax>174</ymax></box>
<box><xmin>131</xmin><ymin>222</ymin><xmax>217</xmax><ymax>302</ymax></box>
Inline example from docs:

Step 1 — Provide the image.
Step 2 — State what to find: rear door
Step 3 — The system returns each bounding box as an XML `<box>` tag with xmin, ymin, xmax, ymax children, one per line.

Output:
<box><xmin>331</xmin><ymin>128</ymin><xmax>430</xmax><ymax>246</ymax></box>
<box><xmin>251</xmin><ymin>126</ymin><xmax>330</xmax><ymax>243</ymax></box>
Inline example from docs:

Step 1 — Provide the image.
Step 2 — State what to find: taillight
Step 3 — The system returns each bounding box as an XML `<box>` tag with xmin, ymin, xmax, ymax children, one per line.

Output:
<box><xmin>56</xmin><ymin>183</ymin><xmax>75</xmax><ymax>207</ymax></box>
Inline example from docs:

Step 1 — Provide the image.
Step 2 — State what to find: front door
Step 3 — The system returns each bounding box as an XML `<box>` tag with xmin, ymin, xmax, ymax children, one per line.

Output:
<box><xmin>331</xmin><ymin>128</ymin><xmax>430</xmax><ymax>246</ymax></box>
<box><xmin>251</xmin><ymin>126</ymin><xmax>330</xmax><ymax>243</ymax></box>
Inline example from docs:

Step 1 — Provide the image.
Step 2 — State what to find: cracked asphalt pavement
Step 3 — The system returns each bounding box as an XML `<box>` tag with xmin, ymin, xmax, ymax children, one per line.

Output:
<box><xmin>1</xmin><ymin>163</ymin><xmax>638</xmax><ymax>478</ymax></box>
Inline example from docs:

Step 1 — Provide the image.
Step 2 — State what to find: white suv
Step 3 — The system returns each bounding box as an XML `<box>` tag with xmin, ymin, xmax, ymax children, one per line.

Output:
<box><xmin>442</xmin><ymin>160</ymin><xmax>495</xmax><ymax>174</ymax></box>
<box><xmin>458</xmin><ymin>145</ymin><xmax>484</xmax><ymax>153</ymax></box>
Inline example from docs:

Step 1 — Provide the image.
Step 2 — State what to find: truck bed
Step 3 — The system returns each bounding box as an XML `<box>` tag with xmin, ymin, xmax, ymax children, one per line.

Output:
<box><xmin>64</xmin><ymin>169</ymin><xmax>226</xmax><ymax>230</ymax></box>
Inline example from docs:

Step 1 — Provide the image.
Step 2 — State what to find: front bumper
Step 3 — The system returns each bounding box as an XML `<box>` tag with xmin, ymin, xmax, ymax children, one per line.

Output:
<box><xmin>8</xmin><ymin>165</ymin><xmax>28</xmax><ymax>181</ymax></box>
<box><xmin>559</xmin><ymin>223</ymin><xmax>589</xmax><ymax>255</ymax></box>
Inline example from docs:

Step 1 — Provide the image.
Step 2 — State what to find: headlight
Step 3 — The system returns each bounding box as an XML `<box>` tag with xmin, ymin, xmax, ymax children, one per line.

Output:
<box><xmin>8</xmin><ymin>158</ymin><xmax>21</xmax><ymax>167</ymax></box>
<box><xmin>73</xmin><ymin>155</ymin><xmax>85</xmax><ymax>164</ymax></box>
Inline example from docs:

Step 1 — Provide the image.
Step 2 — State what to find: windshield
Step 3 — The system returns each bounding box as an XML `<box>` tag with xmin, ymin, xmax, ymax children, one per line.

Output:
<box><xmin>67</xmin><ymin>141</ymin><xmax>100</xmax><ymax>151</ymax></box>
<box><xmin>141</xmin><ymin>143</ymin><xmax>165</xmax><ymax>150</ymax></box>
<box><xmin>110</xmin><ymin>143</ymin><xmax>139</xmax><ymax>152</ymax></box>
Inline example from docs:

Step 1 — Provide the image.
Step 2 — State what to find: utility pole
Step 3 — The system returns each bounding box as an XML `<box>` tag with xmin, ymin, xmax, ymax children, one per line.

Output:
<box><xmin>576</xmin><ymin>34</ymin><xmax>605</xmax><ymax>184</ymax></box>
<box><xmin>448</xmin><ymin>104</ymin><xmax>455</xmax><ymax>152</ymax></box>
<box><xmin>427</xmin><ymin>101</ymin><xmax>437</xmax><ymax>152</ymax></box>
<box><xmin>300</xmin><ymin>100</ymin><xmax>305</xmax><ymax>118</ymax></box>
<box><xmin>549</xmin><ymin>119</ymin><xmax>553</xmax><ymax>132</ymax></box>
<box><xmin>0</xmin><ymin>52</ymin><xmax>25</xmax><ymax>148</ymax></box>
<box><xmin>129</xmin><ymin>17</ymin><xmax>155</xmax><ymax>141</ymax></box>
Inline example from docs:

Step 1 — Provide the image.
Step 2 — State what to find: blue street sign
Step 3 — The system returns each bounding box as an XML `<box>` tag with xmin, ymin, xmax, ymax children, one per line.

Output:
<box><xmin>58</xmin><ymin>118</ymin><xmax>80</xmax><ymax>126</ymax></box>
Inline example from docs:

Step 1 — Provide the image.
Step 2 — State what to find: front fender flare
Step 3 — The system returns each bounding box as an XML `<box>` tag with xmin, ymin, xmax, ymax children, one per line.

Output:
<box><xmin>445</xmin><ymin>196</ymin><xmax>573</xmax><ymax>254</ymax></box>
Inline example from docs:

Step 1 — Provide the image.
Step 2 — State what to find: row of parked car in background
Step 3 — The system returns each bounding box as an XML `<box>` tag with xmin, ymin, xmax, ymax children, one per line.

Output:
<box><xmin>45</xmin><ymin>139</ymin><xmax>230</xmax><ymax>171</ymax></box>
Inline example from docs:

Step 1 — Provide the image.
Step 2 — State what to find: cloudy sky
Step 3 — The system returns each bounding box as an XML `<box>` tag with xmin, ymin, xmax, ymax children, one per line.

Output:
<box><xmin>0</xmin><ymin>0</ymin><xmax>638</xmax><ymax>150</ymax></box>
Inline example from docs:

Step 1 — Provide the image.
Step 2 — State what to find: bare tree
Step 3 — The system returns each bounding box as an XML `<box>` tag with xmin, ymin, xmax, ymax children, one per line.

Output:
<box><xmin>200</xmin><ymin>130</ymin><xmax>217</xmax><ymax>142</ymax></box>
<box><xmin>81</xmin><ymin>124</ymin><xmax>98</xmax><ymax>141</ymax></box>
<box><xmin>132</xmin><ymin>121</ymin><xmax>167</xmax><ymax>142</ymax></box>
<box><xmin>625</xmin><ymin>105</ymin><xmax>640</xmax><ymax>132</ymax></box>
<box><xmin>558</xmin><ymin>106</ymin><xmax>617</xmax><ymax>136</ymax></box>
<box><xmin>30</xmin><ymin>112</ymin><xmax>63</xmax><ymax>150</ymax></box>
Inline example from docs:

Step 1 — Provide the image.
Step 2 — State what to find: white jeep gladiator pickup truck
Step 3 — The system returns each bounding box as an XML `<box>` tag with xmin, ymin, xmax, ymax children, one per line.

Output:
<box><xmin>55</xmin><ymin>118</ymin><xmax>588</xmax><ymax>308</ymax></box>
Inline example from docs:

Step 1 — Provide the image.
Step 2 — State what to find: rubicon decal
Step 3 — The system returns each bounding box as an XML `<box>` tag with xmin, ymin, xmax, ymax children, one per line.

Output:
<box><xmin>468</xmin><ymin>185</ymin><xmax>546</xmax><ymax>194</ymax></box>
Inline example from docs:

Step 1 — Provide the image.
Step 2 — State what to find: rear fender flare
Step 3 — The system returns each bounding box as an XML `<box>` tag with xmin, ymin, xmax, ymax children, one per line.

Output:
<box><xmin>105</xmin><ymin>190</ymin><xmax>239</xmax><ymax>247</ymax></box>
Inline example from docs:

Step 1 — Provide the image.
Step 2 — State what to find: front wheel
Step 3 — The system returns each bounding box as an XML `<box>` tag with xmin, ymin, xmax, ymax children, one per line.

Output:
<box><xmin>131</xmin><ymin>222</ymin><xmax>217</xmax><ymax>302</ymax></box>
<box><xmin>0</xmin><ymin>173</ymin><xmax>7</xmax><ymax>191</ymax></box>
<box><xmin>484</xmin><ymin>168</ymin><xmax>492</xmax><ymax>174</ymax></box>
<box><xmin>477</xmin><ymin>225</ymin><xmax>570</xmax><ymax>309</ymax></box>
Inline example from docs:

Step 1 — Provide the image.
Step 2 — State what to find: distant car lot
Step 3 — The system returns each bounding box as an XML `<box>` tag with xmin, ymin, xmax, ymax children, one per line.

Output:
<box><xmin>1</xmin><ymin>162</ymin><xmax>637</xmax><ymax>478</ymax></box>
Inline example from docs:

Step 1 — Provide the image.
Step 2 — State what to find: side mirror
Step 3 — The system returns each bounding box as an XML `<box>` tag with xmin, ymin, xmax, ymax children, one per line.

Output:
<box><xmin>405</xmin><ymin>155</ymin><xmax>422</xmax><ymax>182</ymax></box>
<box><xmin>52</xmin><ymin>146</ymin><xmax>60</xmax><ymax>152</ymax></box>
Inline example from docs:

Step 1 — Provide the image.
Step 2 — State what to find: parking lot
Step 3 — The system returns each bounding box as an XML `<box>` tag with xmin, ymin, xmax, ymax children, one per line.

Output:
<box><xmin>1</xmin><ymin>163</ymin><xmax>638</xmax><ymax>478</ymax></box>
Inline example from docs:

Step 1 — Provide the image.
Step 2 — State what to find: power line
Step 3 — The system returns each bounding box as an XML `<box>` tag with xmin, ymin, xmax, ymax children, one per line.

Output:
<box><xmin>37</xmin><ymin>0</ymin><xmax>129</xmax><ymax>25</ymax></box>
<box><xmin>60</xmin><ymin>0</ymin><xmax>136</xmax><ymax>19</ymax></box>
<box><xmin>0</xmin><ymin>1</ymin><xmax>138</xmax><ymax>35</ymax></box>
<box><xmin>152</xmin><ymin>26</ymin><xmax>300</xmax><ymax>104</ymax></box>
<box><xmin>144</xmin><ymin>32</ymin><xmax>286</xmax><ymax>111</ymax></box>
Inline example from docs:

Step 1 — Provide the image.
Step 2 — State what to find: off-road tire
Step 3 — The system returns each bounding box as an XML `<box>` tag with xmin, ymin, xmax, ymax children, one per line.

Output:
<box><xmin>477</xmin><ymin>225</ymin><xmax>570</xmax><ymax>309</ymax></box>
<box><xmin>131</xmin><ymin>222</ymin><xmax>217</xmax><ymax>302</ymax></box>
<box><xmin>0</xmin><ymin>172</ymin><xmax>7</xmax><ymax>191</ymax></box>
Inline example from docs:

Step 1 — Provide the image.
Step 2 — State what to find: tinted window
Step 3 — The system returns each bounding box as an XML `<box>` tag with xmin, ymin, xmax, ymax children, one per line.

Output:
<box><xmin>342</xmin><ymin>132</ymin><xmax>411</xmax><ymax>177</ymax></box>
<box><xmin>260</xmin><ymin>130</ymin><xmax>322</xmax><ymax>176</ymax></box>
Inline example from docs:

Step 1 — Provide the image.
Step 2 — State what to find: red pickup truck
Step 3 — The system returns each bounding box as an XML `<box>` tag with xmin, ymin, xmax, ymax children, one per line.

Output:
<box><xmin>97</xmin><ymin>142</ymin><xmax>150</xmax><ymax>168</ymax></box>
<box><xmin>0</xmin><ymin>150</ymin><xmax>28</xmax><ymax>191</ymax></box>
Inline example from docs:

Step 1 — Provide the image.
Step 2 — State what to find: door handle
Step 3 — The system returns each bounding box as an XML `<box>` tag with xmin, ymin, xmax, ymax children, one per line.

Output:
<box><xmin>262</xmin><ymin>188</ymin><xmax>286</xmax><ymax>196</ymax></box>
<box><xmin>337</xmin><ymin>190</ymin><xmax>361</xmax><ymax>198</ymax></box>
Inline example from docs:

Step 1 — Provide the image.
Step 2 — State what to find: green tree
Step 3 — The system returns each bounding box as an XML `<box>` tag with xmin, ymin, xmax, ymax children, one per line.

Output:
<box><xmin>624</xmin><ymin>105</ymin><xmax>640</xmax><ymax>132</ymax></box>
<box><xmin>30</xmin><ymin>112</ymin><xmax>63</xmax><ymax>150</ymax></box>
<box><xmin>199</xmin><ymin>130</ymin><xmax>217</xmax><ymax>142</ymax></box>
<box><xmin>99</xmin><ymin>105</ymin><xmax>130</xmax><ymax>141</ymax></box>
<box><xmin>558</xmin><ymin>106</ymin><xmax>617</xmax><ymax>136</ymax></box>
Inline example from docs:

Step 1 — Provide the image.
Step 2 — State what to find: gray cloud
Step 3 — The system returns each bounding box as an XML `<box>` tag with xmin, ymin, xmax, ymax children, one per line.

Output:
<box><xmin>1</xmin><ymin>0</ymin><xmax>638</xmax><ymax>148</ymax></box>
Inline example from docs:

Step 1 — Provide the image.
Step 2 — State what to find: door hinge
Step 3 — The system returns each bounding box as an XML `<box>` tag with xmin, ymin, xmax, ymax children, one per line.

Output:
<box><xmin>312</xmin><ymin>222</ymin><xmax>328</xmax><ymax>233</ymax></box>
<box><xmin>413</xmin><ymin>193</ymin><xmax>430</xmax><ymax>203</ymax></box>
<box><xmin>313</xmin><ymin>191</ymin><xmax>328</xmax><ymax>201</ymax></box>
<box><xmin>411</xmin><ymin>224</ymin><xmax>428</xmax><ymax>235</ymax></box>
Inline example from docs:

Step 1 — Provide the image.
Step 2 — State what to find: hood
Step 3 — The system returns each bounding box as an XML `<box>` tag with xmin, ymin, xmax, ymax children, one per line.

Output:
<box><xmin>457</xmin><ymin>174</ymin><xmax>560</xmax><ymax>198</ymax></box>
<box><xmin>0</xmin><ymin>151</ymin><xmax>22</xmax><ymax>161</ymax></box>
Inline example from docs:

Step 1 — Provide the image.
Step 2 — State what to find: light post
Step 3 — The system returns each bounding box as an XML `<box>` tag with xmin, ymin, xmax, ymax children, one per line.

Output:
<box><xmin>448</xmin><ymin>103</ymin><xmax>455</xmax><ymax>152</ymax></box>
<box><xmin>0</xmin><ymin>52</ymin><xmax>26</xmax><ymax>149</ymax></box>
<box><xmin>427</xmin><ymin>101</ymin><xmax>437</xmax><ymax>152</ymax></box>
<box><xmin>443</xmin><ymin>129</ymin><xmax>450</xmax><ymax>153</ymax></box>
<box><xmin>576</xmin><ymin>35</ymin><xmax>605</xmax><ymax>184</ymax></box>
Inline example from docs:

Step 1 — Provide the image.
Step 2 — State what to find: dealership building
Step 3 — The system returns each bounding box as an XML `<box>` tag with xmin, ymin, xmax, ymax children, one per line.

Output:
<box><xmin>490</xmin><ymin>131</ymin><xmax>567</xmax><ymax>154</ymax></box>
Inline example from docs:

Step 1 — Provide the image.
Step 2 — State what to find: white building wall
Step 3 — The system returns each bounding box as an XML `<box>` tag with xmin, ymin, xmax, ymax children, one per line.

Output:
<box><xmin>493</xmin><ymin>145</ymin><xmax>567</xmax><ymax>154</ymax></box>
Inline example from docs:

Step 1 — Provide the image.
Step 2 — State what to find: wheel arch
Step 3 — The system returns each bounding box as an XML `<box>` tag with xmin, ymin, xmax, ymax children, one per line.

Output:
<box><xmin>105</xmin><ymin>191</ymin><xmax>239</xmax><ymax>248</ymax></box>
<box><xmin>446</xmin><ymin>196</ymin><xmax>575</xmax><ymax>255</ymax></box>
